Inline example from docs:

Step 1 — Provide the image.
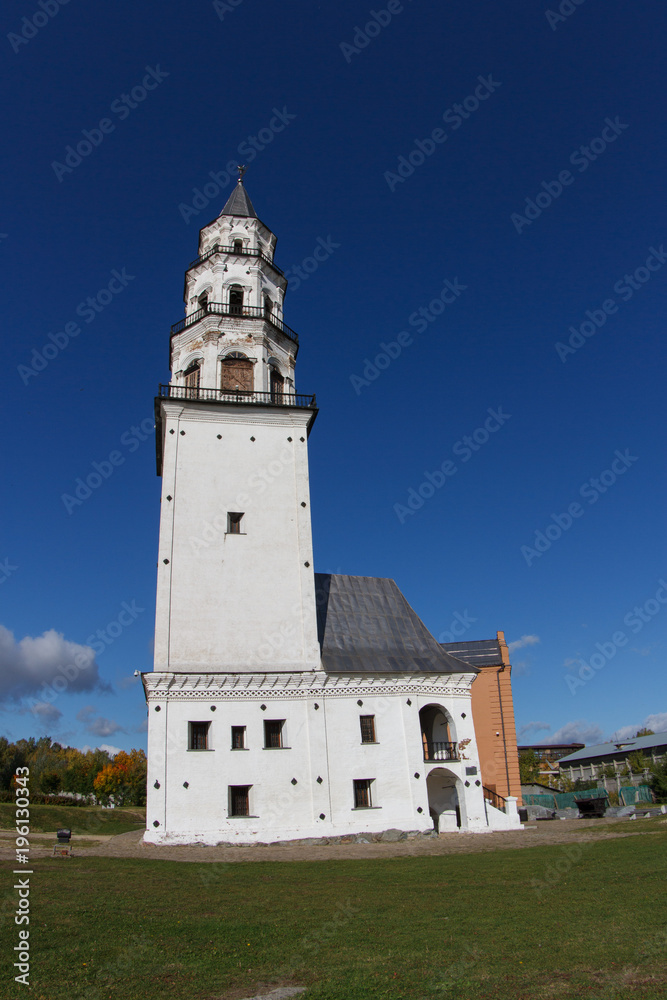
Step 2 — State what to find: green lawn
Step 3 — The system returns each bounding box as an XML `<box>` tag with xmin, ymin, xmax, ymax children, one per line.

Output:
<box><xmin>0</xmin><ymin>803</ymin><xmax>145</xmax><ymax>836</ymax></box>
<box><xmin>1</xmin><ymin>830</ymin><xmax>666</xmax><ymax>1000</ymax></box>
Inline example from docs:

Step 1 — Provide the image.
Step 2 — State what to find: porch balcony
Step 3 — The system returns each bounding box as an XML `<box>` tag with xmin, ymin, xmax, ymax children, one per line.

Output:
<box><xmin>423</xmin><ymin>741</ymin><xmax>459</xmax><ymax>762</ymax></box>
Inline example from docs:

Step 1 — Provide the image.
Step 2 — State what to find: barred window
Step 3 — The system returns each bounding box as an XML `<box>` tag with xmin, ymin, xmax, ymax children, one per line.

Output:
<box><xmin>229</xmin><ymin>785</ymin><xmax>250</xmax><ymax>816</ymax></box>
<box><xmin>189</xmin><ymin>722</ymin><xmax>210</xmax><ymax>750</ymax></box>
<box><xmin>354</xmin><ymin>779</ymin><xmax>373</xmax><ymax>809</ymax></box>
<box><xmin>360</xmin><ymin>715</ymin><xmax>376</xmax><ymax>743</ymax></box>
<box><xmin>264</xmin><ymin>720</ymin><xmax>285</xmax><ymax>749</ymax></box>
<box><xmin>227</xmin><ymin>512</ymin><xmax>244</xmax><ymax>534</ymax></box>
<box><xmin>231</xmin><ymin>726</ymin><xmax>246</xmax><ymax>749</ymax></box>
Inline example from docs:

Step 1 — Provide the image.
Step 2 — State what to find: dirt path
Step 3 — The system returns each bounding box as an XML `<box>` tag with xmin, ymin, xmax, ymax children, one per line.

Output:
<box><xmin>1</xmin><ymin>818</ymin><xmax>660</xmax><ymax>864</ymax></box>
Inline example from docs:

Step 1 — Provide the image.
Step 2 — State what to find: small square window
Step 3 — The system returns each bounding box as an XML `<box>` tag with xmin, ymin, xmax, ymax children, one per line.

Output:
<box><xmin>229</xmin><ymin>785</ymin><xmax>251</xmax><ymax>816</ymax></box>
<box><xmin>264</xmin><ymin>720</ymin><xmax>285</xmax><ymax>749</ymax></box>
<box><xmin>360</xmin><ymin>715</ymin><xmax>376</xmax><ymax>743</ymax></box>
<box><xmin>231</xmin><ymin>726</ymin><xmax>246</xmax><ymax>749</ymax></box>
<box><xmin>354</xmin><ymin>778</ymin><xmax>374</xmax><ymax>809</ymax></box>
<box><xmin>189</xmin><ymin>721</ymin><xmax>210</xmax><ymax>750</ymax></box>
<box><xmin>227</xmin><ymin>512</ymin><xmax>244</xmax><ymax>534</ymax></box>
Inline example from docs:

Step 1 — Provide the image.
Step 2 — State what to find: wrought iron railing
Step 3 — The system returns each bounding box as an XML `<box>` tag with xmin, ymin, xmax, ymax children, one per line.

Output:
<box><xmin>483</xmin><ymin>786</ymin><xmax>507</xmax><ymax>811</ymax></box>
<box><xmin>423</xmin><ymin>741</ymin><xmax>459</xmax><ymax>762</ymax></box>
<box><xmin>170</xmin><ymin>302</ymin><xmax>298</xmax><ymax>344</ymax></box>
<box><xmin>187</xmin><ymin>243</ymin><xmax>284</xmax><ymax>277</ymax></box>
<box><xmin>158</xmin><ymin>384</ymin><xmax>317</xmax><ymax>408</ymax></box>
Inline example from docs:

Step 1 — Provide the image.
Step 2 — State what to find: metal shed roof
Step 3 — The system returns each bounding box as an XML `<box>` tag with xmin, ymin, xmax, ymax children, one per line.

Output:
<box><xmin>559</xmin><ymin>731</ymin><xmax>667</xmax><ymax>764</ymax></box>
<box><xmin>315</xmin><ymin>573</ymin><xmax>474</xmax><ymax>676</ymax></box>
<box><xmin>440</xmin><ymin>638</ymin><xmax>502</xmax><ymax>666</ymax></box>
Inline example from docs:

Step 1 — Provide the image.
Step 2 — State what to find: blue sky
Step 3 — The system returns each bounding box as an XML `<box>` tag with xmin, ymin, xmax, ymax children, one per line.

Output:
<box><xmin>1</xmin><ymin>0</ymin><xmax>665</xmax><ymax>753</ymax></box>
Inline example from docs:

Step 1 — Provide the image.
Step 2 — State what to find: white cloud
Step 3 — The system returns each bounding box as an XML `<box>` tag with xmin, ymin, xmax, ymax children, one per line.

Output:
<box><xmin>77</xmin><ymin>705</ymin><xmax>125</xmax><ymax>738</ymax></box>
<box><xmin>644</xmin><ymin>713</ymin><xmax>667</xmax><ymax>734</ymax></box>
<box><xmin>518</xmin><ymin>721</ymin><xmax>551</xmax><ymax>739</ymax></box>
<box><xmin>610</xmin><ymin>713</ymin><xmax>667</xmax><ymax>742</ymax></box>
<box><xmin>609</xmin><ymin>725</ymin><xmax>637</xmax><ymax>742</ymax></box>
<box><xmin>26</xmin><ymin>701</ymin><xmax>63</xmax><ymax>724</ymax></box>
<box><xmin>508</xmin><ymin>634</ymin><xmax>540</xmax><ymax>653</ymax></box>
<box><xmin>543</xmin><ymin>720</ymin><xmax>605</xmax><ymax>746</ymax></box>
<box><xmin>0</xmin><ymin>624</ymin><xmax>109</xmax><ymax>702</ymax></box>
<box><xmin>80</xmin><ymin>743</ymin><xmax>122</xmax><ymax>757</ymax></box>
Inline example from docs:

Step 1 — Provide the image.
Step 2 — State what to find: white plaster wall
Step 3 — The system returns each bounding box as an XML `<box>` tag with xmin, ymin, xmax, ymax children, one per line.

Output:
<box><xmin>143</xmin><ymin>675</ymin><xmax>503</xmax><ymax>844</ymax></box>
<box><xmin>153</xmin><ymin>401</ymin><xmax>320</xmax><ymax>673</ymax></box>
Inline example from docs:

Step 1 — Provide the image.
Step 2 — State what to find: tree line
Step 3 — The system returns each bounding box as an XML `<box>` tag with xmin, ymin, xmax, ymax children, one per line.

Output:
<box><xmin>0</xmin><ymin>736</ymin><xmax>146</xmax><ymax>806</ymax></box>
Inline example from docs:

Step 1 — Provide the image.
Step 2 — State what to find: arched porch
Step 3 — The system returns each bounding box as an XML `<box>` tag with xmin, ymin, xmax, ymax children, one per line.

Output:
<box><xmin>419</xmin><ymin>704</ymin><xmax>458</xmax><ymax>763</ymax></box>
<box><xmin>426</xmin><ymin>767</ymin><xmax>461</xmax><ymax>833</ymax></box>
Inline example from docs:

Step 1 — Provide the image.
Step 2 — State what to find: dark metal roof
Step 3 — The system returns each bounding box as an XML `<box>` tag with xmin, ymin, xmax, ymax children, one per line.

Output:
<box><xmin>220</xmin><ymin>180</ymin><xmax>257</xmax><ymax>218</ymax></box>
<box><xmin>439</xmin><ymin>638</ymin><xmax>502</xmax><ymax>667</ymax></box>
<box><xmin>315</xmin><ymin>573</ymin><xmax>475</xmax><ymax>675</ymax></box>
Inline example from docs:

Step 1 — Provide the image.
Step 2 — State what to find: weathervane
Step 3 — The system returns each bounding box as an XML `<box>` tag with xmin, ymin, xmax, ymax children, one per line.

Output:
<box><xmin>237</xmin><ymin>164</ymin><xmax>247</xmax><ymax>182</ymax></box>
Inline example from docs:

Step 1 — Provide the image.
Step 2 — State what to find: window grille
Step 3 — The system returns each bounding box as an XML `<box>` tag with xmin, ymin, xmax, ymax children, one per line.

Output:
<box><xmin>230</xmin><ymin>785</ymin><xmax>250</xmax><ymax>816</ymax></box>
<box><xmin>264</xmin><ymin>720</ymin><xmax>285</xmax><ymax>748</ymax></box>
<box><xmin>360</xmin><ymin>716</ymin><xmax>376</xmax><ymax>743</ymax></box>
<box><xmin>227</xmin><ymin>512</ymin><xmax>244</xmax><ymax>534</ymax></box>
<box><xmin>354</xmin><ymin>778</ymin><xmax>373</xmax><ymax>808</ymax></box>
<box><xmin>189</xmin><ymin>722</ymin><xmax>210</xmax><ymax>750</ymax></box>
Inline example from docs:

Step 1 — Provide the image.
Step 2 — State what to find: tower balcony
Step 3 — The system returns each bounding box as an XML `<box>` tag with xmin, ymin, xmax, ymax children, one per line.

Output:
<box><xmin>157</xmin><ymin>384</ymin><xmax>317</xmax><ymax>410</ymax></box>
<box><xmin>170</xmin><ymin>302</ymin><xmax>298</xmax><ymax>345</ymax></box>
<box><xmin>187</xmin><ymin>243</ymin><xmax>285</xmax><ymax>278</ymax></box>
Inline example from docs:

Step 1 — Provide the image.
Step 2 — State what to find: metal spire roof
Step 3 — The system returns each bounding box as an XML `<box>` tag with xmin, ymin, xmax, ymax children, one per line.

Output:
<box><xmin>220</xmin><ymin>175</ymin><xmax>257</xmax><ymax>219</ymax></box>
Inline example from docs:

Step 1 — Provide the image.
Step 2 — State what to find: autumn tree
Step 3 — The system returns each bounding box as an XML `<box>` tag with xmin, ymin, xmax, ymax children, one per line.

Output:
<box><xmin>93</xmin><ymin>750</ymin><xmax>147</xmax><ymax>806</ymax></box>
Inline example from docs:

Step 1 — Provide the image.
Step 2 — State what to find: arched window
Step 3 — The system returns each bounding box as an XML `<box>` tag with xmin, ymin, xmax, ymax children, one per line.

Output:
<box><xmin>229</xmin><ymin>285</ymin><xmax>244</xmax><ymax>316</ymax></box>
<box><xmin>270</xmin><ymin>367</ymin><xmax>284</xmax><ymax>403</ymax></box>
<box><xmin>220</xmin><ymin>352</ymin><xmax>253</xmax><ymax>395</ymax></box>
<box><xmin>233</xmin><ymin>239</ymin><xmax>243</xmax><ymax>255</ymax></box>
<box><xmin>184</xmin><ymin>361</ymin><xmax>201</xmax><ymax>398</ymax></box>
<box><xmin>263</xmin><ymin>294</ymin><xmax>272</xmax><ymax>318</ymax></box>
<box><xmin>197</xmin><ymin>291</ymin><xmax>209</xmax><ymax>314</ymax></box>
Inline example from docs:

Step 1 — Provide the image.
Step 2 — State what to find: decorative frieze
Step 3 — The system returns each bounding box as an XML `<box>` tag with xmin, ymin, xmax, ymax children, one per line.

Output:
<box><xmin>143</xmin><ymin>670</ymin><xmax>475</xmax><ymax>702</ymax></box>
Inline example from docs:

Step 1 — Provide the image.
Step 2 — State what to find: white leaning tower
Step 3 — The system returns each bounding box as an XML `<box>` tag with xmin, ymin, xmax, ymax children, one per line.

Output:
<box><xmin>143</xmin><ymin>174</ymin><xmax>519</xmax><ymax>844</ymax></box>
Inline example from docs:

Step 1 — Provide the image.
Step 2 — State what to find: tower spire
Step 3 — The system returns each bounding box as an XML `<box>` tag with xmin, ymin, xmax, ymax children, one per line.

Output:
<box><xmin>219</xmin><ymin>168</ymin><xmax>257</xmax><ymax>218</ymax></box>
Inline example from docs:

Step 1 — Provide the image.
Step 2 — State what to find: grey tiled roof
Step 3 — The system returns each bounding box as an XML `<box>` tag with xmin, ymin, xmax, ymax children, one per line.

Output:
<box><xmin>440</xmin><ymin>639</ymin><xmax>502</xmax><ymax>666</ymax></box>
<box><xmin>315</xmin><ymin>573</ymin><xmax>475</xmax><ymax>675</ymax></box>
<box><xmin>220</xmin><ymin>181</ymin><xmax>257</xmax><ymax>218</ymax></box>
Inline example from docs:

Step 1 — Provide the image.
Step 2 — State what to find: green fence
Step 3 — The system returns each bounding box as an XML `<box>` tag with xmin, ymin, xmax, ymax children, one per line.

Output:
<box><xmin>619</xmin><ymin>785</ymin><xmax>654</xmax><ymax>806</ymax></box>
<box><xmin>524</xmin><ymin>786</ymin><xmax>654</xmax><ymax>809</ymax></box>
